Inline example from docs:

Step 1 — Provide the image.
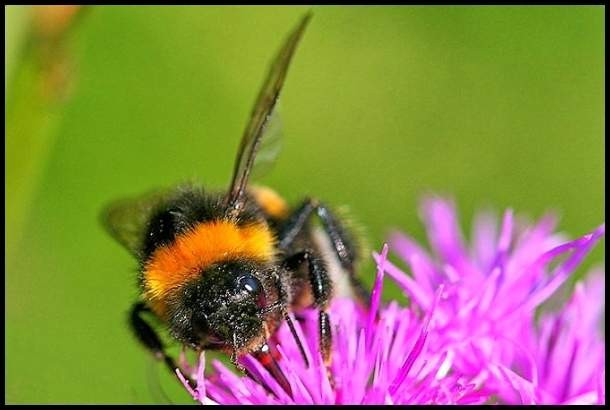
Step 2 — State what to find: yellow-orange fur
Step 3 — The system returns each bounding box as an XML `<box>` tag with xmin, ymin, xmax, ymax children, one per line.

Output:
<box><xmin>144</xmin><ymin>220</ymin><xmax>275</xmax><ymax>317</ymax></box>
<box><xmin>251</xmin><ymin>186</ymin><xmax>289</xmax><ymax>219</ymax></box>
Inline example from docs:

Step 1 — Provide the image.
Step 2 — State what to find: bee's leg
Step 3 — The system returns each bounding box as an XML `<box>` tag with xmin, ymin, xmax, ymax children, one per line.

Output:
<box><xmin>268</xmin><ymin>272</ymin><xmax>311</xmax><ymax>368</ymax></box>
<box><xmin>279</xmin><ymin>198</ymin><xmax>371</xmax><ymax>307</ymax></box>
<box><xmin>283</xmin><ymin>250</ymin><xmax>333</xmax><ymax>369</ymax></box>
<box><xmin>129</xmin><ymin>302</ymin><xmax>195</xmax><ymax>387</ymax></box>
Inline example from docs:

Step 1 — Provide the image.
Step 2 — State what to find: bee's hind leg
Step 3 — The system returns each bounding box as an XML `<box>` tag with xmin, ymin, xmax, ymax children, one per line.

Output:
<box><xmin>278</xmin><ymin>198</ymin><xmax>371</xmax><ymax>308</ymax></box>
<box><xmin>129</xmin><ymin>302</ymin><xmax>195</xmax><ymax>387</ymax></box>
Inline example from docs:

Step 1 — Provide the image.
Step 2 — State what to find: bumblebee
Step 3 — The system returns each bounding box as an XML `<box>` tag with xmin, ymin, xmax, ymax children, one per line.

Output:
<box><xmin>102</xmin><ymin>13</ymin><xmax>368</xmax><ymax>393</ymax></box>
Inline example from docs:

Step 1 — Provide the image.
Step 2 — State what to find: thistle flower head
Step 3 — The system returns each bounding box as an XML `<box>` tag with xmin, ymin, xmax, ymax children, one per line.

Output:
<box><xmin>387</xmin><ymin>196</ymin><xmax>605</xmax><ymax>404</ymax></box>
<box><xmin>176</xmin><ymin>196</ymin><xmax>604</xmax><ymax>405</ymax></box>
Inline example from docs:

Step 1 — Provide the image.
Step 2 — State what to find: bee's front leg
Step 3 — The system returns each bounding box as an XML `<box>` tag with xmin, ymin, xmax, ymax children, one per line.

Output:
<box><xmin>282</xmin><ymin>250</ymin><xmax>333</xmax><ymax>368</ymax></box>
<box><xmin>129</xmin><ymin>302</ymin><xmax>195</xmax><ymax>387</ymax></box>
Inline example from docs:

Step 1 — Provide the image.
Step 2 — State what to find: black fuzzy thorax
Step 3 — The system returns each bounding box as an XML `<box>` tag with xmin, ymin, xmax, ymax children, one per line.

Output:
<box><xmin>139</xmin><ymin>184</ymin><xmax>266</xmax><ymax>264</ymax></box>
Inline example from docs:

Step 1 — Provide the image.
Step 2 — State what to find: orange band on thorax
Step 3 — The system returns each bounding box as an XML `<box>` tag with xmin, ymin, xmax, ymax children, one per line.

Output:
<box><xmin>143</xmin><ymin>220</ymin><xmax>275</xmax><ymax>316</ymax></box>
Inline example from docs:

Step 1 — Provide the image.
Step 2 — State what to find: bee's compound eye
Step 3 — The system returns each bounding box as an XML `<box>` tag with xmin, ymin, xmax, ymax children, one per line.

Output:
<box><xmin>238</xmin><ymin>275</ymin><xmax>261</xmax><ymax>294</ymax></box>
<box><xmin>237</xmin><ymin>275</ymin><xmax>266</xmax><ymax>308</ymax></box>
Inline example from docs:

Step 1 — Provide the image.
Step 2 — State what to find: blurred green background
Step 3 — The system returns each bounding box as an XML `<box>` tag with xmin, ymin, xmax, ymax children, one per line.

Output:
<box><xmin>5</xmin><ymin>5</ymin><xmax>604</xmax><ymax>404</ymax></box>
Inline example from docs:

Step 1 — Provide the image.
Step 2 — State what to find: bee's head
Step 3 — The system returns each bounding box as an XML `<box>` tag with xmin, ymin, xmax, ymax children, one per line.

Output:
<box><xmin>167</xmin><ymin>260</ymin><xmax>282</xmax><ymax>352</ymax></box>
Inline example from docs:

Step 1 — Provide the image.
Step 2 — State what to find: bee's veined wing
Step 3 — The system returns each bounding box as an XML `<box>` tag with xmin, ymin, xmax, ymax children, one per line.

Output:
<box><xmin>224</xmin><ymin>12</ymin><xmax>311</xmax><ymax>216</ymax></box>
<box><xmin>101</xmin><ymin>188</ymin><xmax>172</xmax><ymax>258</ymax></box>
<box><xmin>249</xmin><ymin>103</ymin><xmax>284</xmax><ymax>181</ymax></box>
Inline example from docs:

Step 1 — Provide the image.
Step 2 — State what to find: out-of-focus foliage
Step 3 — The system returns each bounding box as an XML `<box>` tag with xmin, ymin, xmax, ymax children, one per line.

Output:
<box><xmin>5</xmin><ymin>6</ymin><xmax>604</xmax><ymax>404</ymax></box>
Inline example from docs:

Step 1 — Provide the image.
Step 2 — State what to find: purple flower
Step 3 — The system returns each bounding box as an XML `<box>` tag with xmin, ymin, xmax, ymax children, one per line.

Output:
<box><xmin>386</xmin><ymin>196</ymin><xmax>605</xmax><ymax>404</ymax></box>
<box><xmin>175</xmin><ymin>196</ymin><xmax>604</xmax><ymax>405</ymax></box>
<box><xmin>177</xmin><ymin>245</ymin><xmax>488</xmax><ymax>404</ymax></box>
<box><xmin>524</xmin><ymin>271</ymin><xmax>606</xmax><ymax>404</ymax></box>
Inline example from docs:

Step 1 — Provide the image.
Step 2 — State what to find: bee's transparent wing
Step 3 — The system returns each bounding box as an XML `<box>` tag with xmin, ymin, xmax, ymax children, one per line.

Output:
<box><xmin>101</xmin><ymin>189</ymin><xmax>172</xmax><ymax>258</ymax></box>
<box><xmin>249</xmin><ymin>103</ymin><xmax>284</xmax><ymax>180</ymax></box>
<box><xmin>224</xmin><ymin>12</ymin><xmax>311</xmax><ymax>215</ymax></box>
